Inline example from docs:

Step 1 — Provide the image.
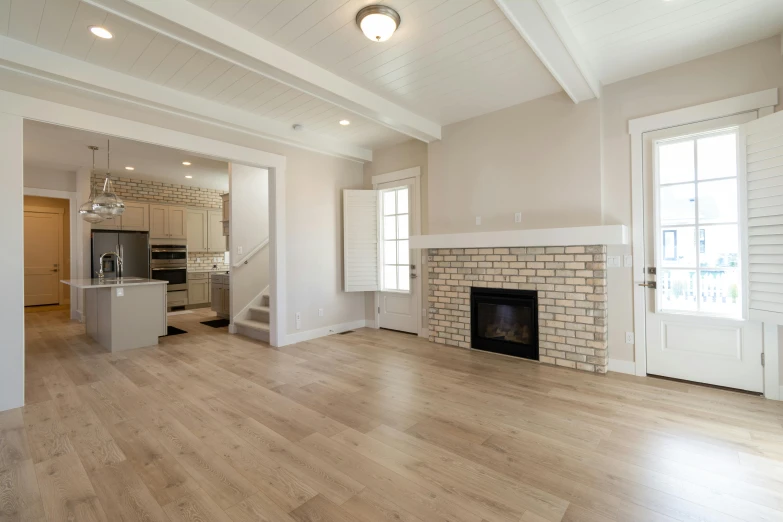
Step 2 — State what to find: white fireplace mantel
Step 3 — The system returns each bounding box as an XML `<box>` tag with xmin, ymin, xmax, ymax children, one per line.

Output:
<box><xmin>410</xmin><ymin>225</ymin><xmax>629</xmax><ymax>250</ymax></box>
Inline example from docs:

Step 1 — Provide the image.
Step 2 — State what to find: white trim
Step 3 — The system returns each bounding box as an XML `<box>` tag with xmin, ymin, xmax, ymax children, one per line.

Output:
<box><xmin>629</xmin><ymin>88</ymin><xmax>778</xmax><ymax>381</ymax></box>
<box><xmin>84</xmin><ymin>0</ymin><xmax>441</xmax><ymax>143</ymax></box>
<box><xmin>763</xmin><ymin>323</ymin><xmax>780</xmax><ymax>400</ymax></box>
<box><xmin>285</xmin><ymin>319</ymin><xmax>370</xmax><ymax>345</ymax></box>
<box><xmin>608</xmin><ymin>358</ymin><xmax>636</xmax><ymax>375</ymax></box>
<box><xmin>493</xmin><ymin>0</ymin><xmax>598</xmax><ymax>103</ymax></box>
<box><xmin>232</xmin><ymin>238</ymin><xmax>269</xmax><ymax>268</ymax></box>
<box><xmin>371</xmin><ymin>167</ymin><xmax>421</xmax><ymax>185</ymax></box>
<box><xmin>411</xmin><ymin>225</ymin><xmax>629</xmax><ymax>250</ymax></box>
<box><xmin>372</xmin><ymin>167</ymin><xmax>423</xmax><ymax>336</ymax></box>
<box><xmin>0</xmin><ymin>36</ymin><xmax>370</xmax><ymax>162</ymax></box>
<box><xmin>23</xmin><ymin>187</ymin><xmax>79</xmax><ymax>319</ymax></box>
<box><xmin>0</xmin><ymin>89</ymin><xmax>287</xmax><ymax>411</ymax></box>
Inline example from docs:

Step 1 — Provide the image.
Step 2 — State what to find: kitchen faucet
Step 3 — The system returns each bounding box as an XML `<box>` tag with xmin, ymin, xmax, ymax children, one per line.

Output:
<box><xmin>97</xmin><ymin>251</ymin><xmax>123</xmax><ymax>281</ymax></box>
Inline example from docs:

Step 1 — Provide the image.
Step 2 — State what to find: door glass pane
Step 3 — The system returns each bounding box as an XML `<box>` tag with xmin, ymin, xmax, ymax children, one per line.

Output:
<box><xmin>659</xmin><ymin>269</ymin><xmax>698</xmax><ymax>312</ymax></box>
<box><xmin>397</xmin><ymin>214</ymin><xmax>409</xmax><ymax>240</ymax></box>
<box><xmin>658</xmin><ymin>140</ymin><xmax>695</xmax><ymax>184</ymax></box>
<box><xmin>699</xmin><ymin>225</ymin><xmax>739</xmax><ymax>268</ymax></box>
<box><xmin>384</xmin><ymin>265</ymin><xmax>397</xmax><ymax>290</ymax></box>
<box><xmin>397</xmin><ymin>188</ymin><xmax>409</xmax><ymax>214</ymax></box>
<box><xmin>698</xmin><ymin>179</ymin><xmax>738</xmax><ymax>224</ymax></box>
<box><xmin>700</xmin><ymin>269</ymin><xmax>741</xmax><ymax>316</ymax></box>
<box><xmin>383</xmin><ymin>191</ymin><xmax>396</xmax><ymax>215</ymax></box>
<box><xmin>398</xmin><ymin>240</ymin><xmax>409</xmax><ymax>265</ymax></box>
<box><xmin>383</xmin><ymin>216</ymin><xmax>396</xmax><ymax>240</ymax></box>
<box><xmin>660</xmin><ymin>227</ymin><xmax>696</xmax><ymax>268</ymax></box>
<box><xmin>697</xmin><ymin>134</ymin><xmax>736</xmax><ymax>180</ymax></box>
<box><xmin>660</xmin><ymin>184</ymin><xmax>695</xmax><ymax>225</ymax></box>
<box><xmin>384</xmin><ymin>241</ymin><xmax>397</xmax><ymax>265</ymax></box>
<box><xmin>398</xmin><ymin>266</ymin><xmax>410</xmax><ymax>291</ymax></box>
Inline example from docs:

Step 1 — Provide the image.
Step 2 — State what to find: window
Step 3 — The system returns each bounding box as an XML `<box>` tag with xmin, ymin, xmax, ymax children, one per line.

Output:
<box><xmin>655</xmin><ymin>129</ymin><xmax>741</xmax><ymax>317</ymax></box>
<box><xmin>380</xmin><ymin>186</ymin><xmax>410</xmax><ymax>292</ymax></box>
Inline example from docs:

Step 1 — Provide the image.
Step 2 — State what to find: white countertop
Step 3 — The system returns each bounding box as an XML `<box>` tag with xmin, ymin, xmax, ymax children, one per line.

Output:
<box><xmin>61</xmin><ymin>278</ymin><xmax>168</xmax><ymax>289</ymax></box>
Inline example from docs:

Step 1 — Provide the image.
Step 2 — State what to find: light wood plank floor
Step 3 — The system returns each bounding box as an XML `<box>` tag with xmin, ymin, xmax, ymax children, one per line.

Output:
<box><xmin>2</xmin><ymin>309</ymin><xmax>783</xmax><ymax>522</ymax></box>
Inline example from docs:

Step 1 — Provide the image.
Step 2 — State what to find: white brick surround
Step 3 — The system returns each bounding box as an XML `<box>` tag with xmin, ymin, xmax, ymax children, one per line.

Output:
<box><xmin>427</xmin><ymin>245</ymin><xmax>608</xmax><ymax>373</ymax></box>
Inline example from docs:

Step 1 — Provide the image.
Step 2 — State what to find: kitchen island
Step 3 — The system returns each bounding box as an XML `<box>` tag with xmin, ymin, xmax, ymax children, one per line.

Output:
<box><xmin>62</xmin><ymin>278</ymin><xmax>168</xmax><ymax>352</ymax></box>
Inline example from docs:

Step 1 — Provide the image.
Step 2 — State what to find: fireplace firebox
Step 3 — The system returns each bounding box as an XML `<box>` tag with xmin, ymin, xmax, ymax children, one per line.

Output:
<box><xmin>470</xmin><ymin>287</ymin><xmax>538</xmax><ymax>360</ymax></box>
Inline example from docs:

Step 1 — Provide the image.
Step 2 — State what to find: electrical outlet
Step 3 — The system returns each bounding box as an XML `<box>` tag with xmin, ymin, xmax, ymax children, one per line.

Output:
<box><xmin>475</xmin><ymin>216</ymin><xmax>482</xmax><ymax>226</ymax></box>
<box><xmin>624</xmin><ymin>255</ymin><xmax>633</xmax><ymax>268</ymax></box>
<box><xmin>514</xmin><ymin>212</ymin><xmax>522</xmax><ymax>223</ymax></box>
<box><xmin>318</xmin><ymin>308</ymin><xmax>323</xmax><ymax>317</ymax></box>
<box><xmin>625</xmin><ymin>332</ymin><xmax>635</xmax><ymax>344</ymax></box>
<box><xmin>295</xmin><ymin>312</ymin><xmax>301</xmax><ymax>330</ymax></box>
<box><xmin>116</xmin><ymin>287</ymin><xmax>124</xmax><ymax>297</ymax></box>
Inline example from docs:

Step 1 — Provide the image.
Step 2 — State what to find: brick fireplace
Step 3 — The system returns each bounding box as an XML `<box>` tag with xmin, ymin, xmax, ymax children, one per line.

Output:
<box><xmin>427</xmin><ymin>245</ymin><xmax>608</xmax><ymax>373</ymax></box>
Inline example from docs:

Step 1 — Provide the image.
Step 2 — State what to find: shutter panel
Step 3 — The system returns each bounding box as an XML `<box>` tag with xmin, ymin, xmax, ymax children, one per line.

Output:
<box><xmin>744</xmin><ymin>110</ymin><xmax>783</xmax><ymax>322</ymax></box>
<box><xmin>343</xmin><ymin>189</ymin><xmax>380</xmax><ymax>292</ymax></box>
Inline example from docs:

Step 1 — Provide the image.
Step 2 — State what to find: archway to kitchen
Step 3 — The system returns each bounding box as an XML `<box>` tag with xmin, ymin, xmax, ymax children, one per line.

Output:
<box><xmin>0</xmin><ymin>91</ymin><xmax>286</xmax><ymax>412</ymax></box>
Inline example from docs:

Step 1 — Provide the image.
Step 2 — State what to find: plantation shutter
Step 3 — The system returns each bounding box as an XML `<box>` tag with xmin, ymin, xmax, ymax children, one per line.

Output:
<box><xmin>743</xmin><ymin>110</ymin><xmax>783</xmax><ymax>322</ymax></box>
<box><xmin>343</xmin><ymin>190</ymin><xmax>380</xmax><ymax>292</ymax></box>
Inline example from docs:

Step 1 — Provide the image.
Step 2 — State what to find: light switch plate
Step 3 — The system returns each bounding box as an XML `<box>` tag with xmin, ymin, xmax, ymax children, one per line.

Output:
<box><xmin>624</xmin><ymin>255</ymin><xmax>633</xmax><ymax>268</ymax></box>
<box><xmin>475</xmin><ymin>216</ymin><xmax>482</xmax><ymax>226</ymax></box>
<box><xmin>237</xmin><ymin>246</ymin><xmax>243</xmax><ymax>255</ymax></box>
<box><xmin>514</xmin><ymin>212</ymin><xmax>522</xmax><ymax>223</ymax></box>
<box><xmin>116</xmin><ymin>287</ymin><xmax>124</xmax><ymax>297</ymax></box>
<box><xmin>625</xmin><ymin>332</ymin><xmax>635</xmax><ymax>344</ymax></box>
<box><xmin>607</xmin><ymin>255</ymin><xmax>621</xmax><ymax>268</ymax></box>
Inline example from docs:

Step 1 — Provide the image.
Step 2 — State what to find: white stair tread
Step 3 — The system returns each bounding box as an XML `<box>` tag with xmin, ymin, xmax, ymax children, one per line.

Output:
<box><xmin>250</xmin><ymin>305</ymin><xmax>270</xmax><ymax>313</ymax></box>
<box><xmin>235</xmin><ymin>319</ymin><xmax>270</xmax><ymax>332</ymax></box>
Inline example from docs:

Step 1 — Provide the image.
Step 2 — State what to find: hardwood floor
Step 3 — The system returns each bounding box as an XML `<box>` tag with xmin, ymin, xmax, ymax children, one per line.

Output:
<box><xmin>2</xmin><ymin>309</ymin><xmax>783</xmax><ymax>521</ymax></box>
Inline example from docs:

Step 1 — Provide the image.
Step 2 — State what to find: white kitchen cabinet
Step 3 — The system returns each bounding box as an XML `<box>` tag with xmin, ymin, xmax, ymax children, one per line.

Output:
<box><xmin>188</xmin><ymin>278</ymin><xmax>209</xmax><ymax>305</ymax></box>
<box><xmin>120</xmin><ymin>202</ymin><xmax>149</xmax><ymax>231</ymax></box>
<box><xmin>210</xmin><ymin>274</ymin><xmax>229</xmax><ymax>318</ymax></box>
<box><xmin>207</xmin><ymin>210</ymin><xmax>225</xmax><ymax>253</ymax></box>
<box><xmin>150</xmin><ymin>204</ymin><xmax>188</xmax><ymax>239</ymax></box>
<box><xmin>187</xmin><ymin>209</ymin><xmax>208</xmax><ymax>251</ymax></box>
<box><xmin>92</xmin><ymin>214</ymin><xmax>121</xmax><ymax>230</ymax></box>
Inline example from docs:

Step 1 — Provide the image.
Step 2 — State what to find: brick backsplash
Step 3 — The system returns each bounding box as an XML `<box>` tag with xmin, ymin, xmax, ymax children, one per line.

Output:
<box><xmin>428</xmin><ymin>245</ymin><xmax>608</xmax><ymax>373</ymax></box>
<box><xmin>188</xmin><ymin>252</ymin><xmax>229</xmax><ymax>272</ymax></box>
<box><xmin>92</xmin><ymin>174</ymin><xmax>224</xmax><ymax>208</ymax></box>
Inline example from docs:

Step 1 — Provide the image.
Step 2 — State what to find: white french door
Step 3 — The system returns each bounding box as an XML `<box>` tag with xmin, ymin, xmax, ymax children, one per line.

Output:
<box><xmin>643</xmin><ymin>113</ymin><xmax>764</xmax><ymax>392</ymax></box>
<box><xmin>377</xmin><ymin>178</ymin><xmax>419</xmax><ymax>334</ymax></box>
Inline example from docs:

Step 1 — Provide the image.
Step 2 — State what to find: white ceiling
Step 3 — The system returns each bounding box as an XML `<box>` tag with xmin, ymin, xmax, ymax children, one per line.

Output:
<box><xmin>0</xmin><ymin>0</ymin><xmax>412</xmax><ymax>150</ymax></box>
<box><xmin>555</xmin><ymin>0</ymin><xmax>783</xmax><ymax>84</ymax></box>
<box><xmin>186</xmin><ymin>0</ymin><xmax>563</xmax><ymax>125</ymax></box>
<box><xmin>24</xmin><ymin>120</ymin><xmax>230</xmax><ymax>191</ymax></box>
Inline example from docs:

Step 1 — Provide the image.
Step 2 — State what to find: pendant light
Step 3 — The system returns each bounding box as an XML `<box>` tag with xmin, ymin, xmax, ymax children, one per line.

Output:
<box><xmin>79</xmin><ymin>146</ymin><xmax>104</xmax><ymax>224</ymax></box>
<box><xmin>92</xmin><ymin>140</ymin><xmax>125</xmax><ymax>217</ymax></box>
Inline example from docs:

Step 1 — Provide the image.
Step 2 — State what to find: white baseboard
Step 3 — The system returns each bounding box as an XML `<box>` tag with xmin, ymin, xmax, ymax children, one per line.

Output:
<box><xmin>284</xmin><ymin>319</ymin><xmax>369</xmax><ymax>345</ymax></box>
<box><xmin>608</xmin><ymin>358</ymin><xmax>636</xmax><ymax>375</ymax></box>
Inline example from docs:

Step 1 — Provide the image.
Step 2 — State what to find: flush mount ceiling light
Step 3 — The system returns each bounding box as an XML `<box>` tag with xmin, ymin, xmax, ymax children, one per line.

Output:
<box><xmin>182</xmin><ymin>161</ymin><xmax>191</xmax><ymax>166</ymax></box>
<box><xmin>339</xmin><ymin>119</ymin><xmax>351</xmax><ymax>126</ymax></box>
<box><xmin>185</xmin><ymin>175</ymin><xmax>193</xmax><ymax>179</ymax></box>
<box><xmin>356</xmin><ymin>5</ymin><xmax>400</xmax><ymax>42</ymax></box>
<box><xmin>89</xmin><ymin>26</ymin><xmax>113</xmax><ymax>39</ymax></box>
<box><xmin>125</xmin><ymin>166</ymin><xmax>134</xmax><ymax>170</ymax></box>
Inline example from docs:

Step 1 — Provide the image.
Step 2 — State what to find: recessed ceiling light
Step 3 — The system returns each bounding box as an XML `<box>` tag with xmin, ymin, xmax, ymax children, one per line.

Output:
<box><xmin>185</xmin><ymin>175</ymin><xmax>193</xmax><ymax>179</ymax></box>
<box><xmin>182</xmin><ymin>161</ymin><xmax>191</xmax><ymax>166</ymax></box>
<box><xmin>339</xmin><ymin>119</ymin><xmax>351</xmax><ymax>126</ymax></box>
<box><xmin>125</xmin><ymin>166</ymin><xmax>134</xmax><ymax>171</ymax></box>
<box><xmin>89</xmin><ymin>26</ymin><xmax>113</xmax><ymax>39</ymax></box>
<box><xmin>356</xmin><ymin>5</ymin><xmax>400</xmax><ymax>42</ymax></box>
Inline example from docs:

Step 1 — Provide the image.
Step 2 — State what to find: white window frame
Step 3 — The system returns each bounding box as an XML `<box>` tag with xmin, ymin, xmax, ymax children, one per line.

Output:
<box><xmin>629</xmin><ymin>88</ymin><xmax>779</xmax><ymax>400</ymax></box>
<box><xmin>652</xmin><ymin>127</ymin><xmax>744</xmax><ymax>319</ymax></box>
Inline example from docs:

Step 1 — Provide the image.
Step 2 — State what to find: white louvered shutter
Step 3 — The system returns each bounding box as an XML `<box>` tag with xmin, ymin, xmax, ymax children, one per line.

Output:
<box><xmin>743</xmin><ymin>110</ymin><xmax>783</xmax><ymax>322</ymax></box>
<box><xmin>343</xmin><ymin>190</ymin><xmax>380</xmax><ymax>292</ymax></box>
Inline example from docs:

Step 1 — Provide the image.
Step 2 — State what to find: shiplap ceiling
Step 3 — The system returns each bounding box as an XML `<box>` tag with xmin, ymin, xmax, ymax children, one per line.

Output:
<box><xmin>556</xmin><ymin>0</ymin><xmax>783</xmax><ymax>84</ymax></box>
<box><xmin>184</xmin><ymin>0</ymin><xmax>563</xmax><ymax>125</ymax></box>
<box><xmin>24</xmin><ymin>120</ymin><xmax>232</xmax><ymax>191</ymax></box>
<box><xmin>0</xmin><ymin>0</ymin><xmax>411</xmax><ymax>152</ymax></box>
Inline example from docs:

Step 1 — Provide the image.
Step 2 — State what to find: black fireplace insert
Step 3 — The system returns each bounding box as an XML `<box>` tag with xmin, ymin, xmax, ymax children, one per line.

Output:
<box><xmin>470</xmin><ymin>287</ymin><xmax>538</xmax><ymax>360</ymax></box>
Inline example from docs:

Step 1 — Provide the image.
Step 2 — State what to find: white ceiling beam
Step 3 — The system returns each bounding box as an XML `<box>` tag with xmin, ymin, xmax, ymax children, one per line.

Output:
<box><xmin>0</xmin><ymin>36</ymin><xmax>372</xmax><ymax>162</ymax></box>
<box><xmin>83</xmin><ymin>0</ymin><xmax>442</xmax><ymax>143</ymax></box>
<box><xmin>494</xmin><ymin>0</ymin><xmax>600</xmax><ymax>103</ymax></box>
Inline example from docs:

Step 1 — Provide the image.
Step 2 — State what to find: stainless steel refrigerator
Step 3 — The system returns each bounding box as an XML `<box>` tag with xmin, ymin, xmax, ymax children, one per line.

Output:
<box><xmin>91</xmin><ymin>231</ymin><xmax>150</xmax><ymax>279</ymax></box>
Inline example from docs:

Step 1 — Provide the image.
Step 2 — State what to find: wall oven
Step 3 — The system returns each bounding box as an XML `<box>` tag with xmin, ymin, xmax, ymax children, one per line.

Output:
<box><xmin>150</xmin><ymin>244</ymin><xmax>187</xmax><ymax>291</ymax></box>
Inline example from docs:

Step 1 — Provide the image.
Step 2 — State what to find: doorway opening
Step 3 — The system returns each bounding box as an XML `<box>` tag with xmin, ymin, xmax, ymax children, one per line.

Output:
<box><xmin>24</xmin><ymin>195</ymin><xmax>69</xmax><ymax>310</ymax></box>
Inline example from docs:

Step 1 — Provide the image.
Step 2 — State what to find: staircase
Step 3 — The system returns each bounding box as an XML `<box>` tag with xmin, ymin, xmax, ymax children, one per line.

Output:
<box><xmin>234</xmin><ymin>292</ymin><xmax>270</xmax><ymax>343</ymax></box>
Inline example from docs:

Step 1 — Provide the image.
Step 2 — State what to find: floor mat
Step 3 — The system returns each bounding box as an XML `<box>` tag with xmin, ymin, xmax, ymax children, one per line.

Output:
<box><xmin>200</xmin><ymin>318</ymin><xmax>230</xmax><ymax>328</ymax></box>
<box><xmin>165</xmin><ymin>326</ymin><xmax>187</xmax><ymax>336</ymax></box>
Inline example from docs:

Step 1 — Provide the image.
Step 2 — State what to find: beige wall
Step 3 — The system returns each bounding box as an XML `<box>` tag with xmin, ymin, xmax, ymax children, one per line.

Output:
<box><xmin>24</xmin><ymin>165</ymin><xmax>76</xmax><ymax>192</ymax></box>
<box><xmin>362</xmin><ymin>139</ymin><xmax>429</xmax><ymax>323</ymax></box>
